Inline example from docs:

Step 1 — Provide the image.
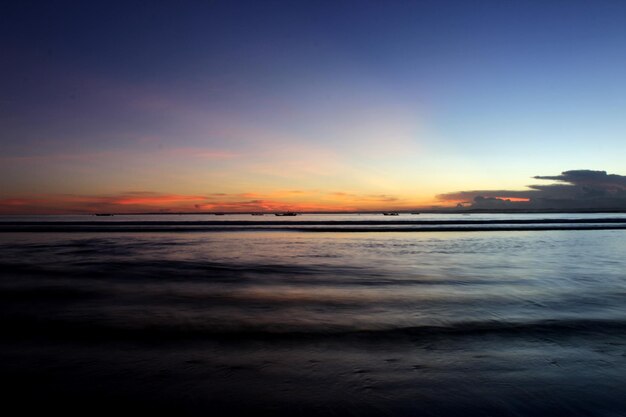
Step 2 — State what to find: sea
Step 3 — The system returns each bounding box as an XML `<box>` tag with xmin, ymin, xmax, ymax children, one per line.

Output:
<box><xmin>1</xmin><ymin>213</ymin><xmax>626</xmax><ymax>416</ymax></box>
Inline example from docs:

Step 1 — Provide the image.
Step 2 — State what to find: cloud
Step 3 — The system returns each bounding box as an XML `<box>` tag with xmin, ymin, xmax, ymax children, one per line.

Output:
<box><xmin>0</xmin><ymin>189</ymin><xmax>406</xmax><ymax>214</ymax></box>
<box><xmin>533</xmin><ymin>171</ymin><xmax>626</xmax><ymax>190</ymax></box>
<box><xmin>114</xmin><ymin>194</ymin><xmax>207</xmax><ymax>205</ymax></box>
<box><xmin>159</xmin><ymin>147</ymin><xmax>238</xmax><ymax>160</ymax></box>
<box><xmin>438</xmin><ymin>170</ymin><xmax>626</xmax><ymax>210</ymax></box>
<box><xmin>327</xmin><ymin>192</ymin><xmax>399</xmax><ymax>202</ymax></box>
<box><xmin>0</xmin><ymin>147</ymin><xmax>238</xmax><ymax>164</ymax></box>
<box><xmin>0</xmin><ymin>192</ymin><xmax>208</xmax><ymax>214</ymax></box>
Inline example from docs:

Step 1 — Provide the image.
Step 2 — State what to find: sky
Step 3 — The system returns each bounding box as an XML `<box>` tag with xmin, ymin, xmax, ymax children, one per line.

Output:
<box><xmin>1</xmin><ymin>0</ymin><xmax>626</xmax><ymax>213</ymax></box>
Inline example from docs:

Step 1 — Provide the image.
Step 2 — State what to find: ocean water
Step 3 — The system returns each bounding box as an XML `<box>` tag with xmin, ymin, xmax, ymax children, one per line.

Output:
<box><xmin>1</xmin><ymin>214</ymin><xmax>626</xmax><ymax>416</ymax></box>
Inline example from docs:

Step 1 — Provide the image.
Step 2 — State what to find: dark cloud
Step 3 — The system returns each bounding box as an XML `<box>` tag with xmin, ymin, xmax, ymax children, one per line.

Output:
<box><xmin>534</xmin><ymin>171</ymin><xmax>626</xmax><ymax>189</ymax></box>
<box><xmin>438</xmin><ymin>170</ymin><xmax>626</xmax><ymax>210</ymax></box>
<box><xmin>438</xmin><ymin>190</ymin><xmax>534</xmax><ymax>202</ymax></box>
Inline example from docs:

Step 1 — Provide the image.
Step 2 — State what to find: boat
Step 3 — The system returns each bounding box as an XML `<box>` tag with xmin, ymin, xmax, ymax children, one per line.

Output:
<box><xmin>275</xmin><ymin>212</ymin><xmax>298</xmax><ymax>216</ymax></box>
<box><xmin>382</xmin><ymin>212</ymin><xmax>399</xmax><ymax>216</ymax></box>
<box><xmin>251</xmin><ymin>213</ymin><xmax>264</xmax><ymax>216</ymax></box>
<box><xmin>94</xmin><ymin>213</ymin><xmax>114</xmax><ymax>217</ymax></box>
<box><xmin>411</xmin><ymin>212</ymin><xmax>420</xmax><ymax>215</ymax></box>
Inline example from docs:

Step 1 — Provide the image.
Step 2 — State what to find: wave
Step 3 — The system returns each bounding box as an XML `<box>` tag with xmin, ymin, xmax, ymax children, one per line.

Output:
<box><xmin>4</xmin><ymin>218</ymin><xmax>626</xmax><ymax>225</ymax></box>
<box><xmin>3</xmin><ymin>316</ymin><xmax>625</xmax><ymax>343</ymax></box>
<box><xmin>2</xmin><ymin>223</ymin><xmax>626</xmax><ymax>233</ymax></box>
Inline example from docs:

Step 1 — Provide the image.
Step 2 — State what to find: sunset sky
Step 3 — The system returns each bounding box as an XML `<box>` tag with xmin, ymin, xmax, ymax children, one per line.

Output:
<box><xmin>2</xmin><ymin>1</ymin><xmax>626</xmax><ymax>213</ymax></box>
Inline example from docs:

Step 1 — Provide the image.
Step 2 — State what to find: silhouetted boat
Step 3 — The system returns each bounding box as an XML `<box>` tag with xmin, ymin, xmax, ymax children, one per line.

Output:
<box><xmin>275</xmin><ymin>212</ymin><xmax>298</xmax><ymax>216</ymax></box>
<box><xmin>411</xmin><ymin>212</ymin><xmax>420</xmax><ymax>215</ymax></box>
<box><xmin>214</xmin><ymin>213</ymin><xmax>225</xmax><ymax>216</ymax></box>
<box><xmin>94</xmin><ymin>213</ymin><xmax>114</xmax><ymax>217</ymax></box>
<box><xmin>382</xmin><ymin>212</ymin><xmax>399</xmax><ymax>216</ymax></box>
<box><xmin>251</xmin><ymin>213</ymin><xmax>264</xmax><ymax>216</ymax></box>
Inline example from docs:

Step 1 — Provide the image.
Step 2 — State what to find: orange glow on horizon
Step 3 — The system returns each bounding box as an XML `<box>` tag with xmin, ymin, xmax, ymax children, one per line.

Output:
<box><xmin>0</xmin><ymin>192</ymin><xmax>437</xmax><ymax>215</ymax></box>
<box><xmin>495</xmin><ymin>197</ymin><xmax>531</xmax><ymax>202</ymax></box>
<box><xmin>116</xmin><ymin>195</ymin><xmax>207</xmax><ymax>205</ymax></box>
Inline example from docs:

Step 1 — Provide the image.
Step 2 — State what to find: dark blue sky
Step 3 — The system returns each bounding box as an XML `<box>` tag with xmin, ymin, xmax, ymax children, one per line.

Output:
<box><xmin>1</xmin><ymin>0</ymin><xmax>626</xmax><ymax>212</ymax></box>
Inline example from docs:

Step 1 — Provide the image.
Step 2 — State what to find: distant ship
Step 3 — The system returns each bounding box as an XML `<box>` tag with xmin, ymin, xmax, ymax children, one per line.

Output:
<box><xmin>411</xmin><ymin>212</ymin><xmax>420</xmax><ymax>215</ymax></box>
<box><xmin>214</xmin><ymin>213</ymin><xmax>225</xmax><ymax>216</ymax></box>
<box><xmin>94</xmin><ymin>213</ymin><xmax>114</xmax><ymax>217</ymax></box>
<box><xmin>251</xmin><ymin>213</ymin><xmax>265</xmax><ymax>216</ymax></box>
<box><xmin>275</xmin><ymin>212</ymin><xmax>298</xmax><ymax>216</ymax></box>
<box><xmin>382</xmin><ymin>212</ymin><xmax>399</xmax><ymax>216</ymax></box>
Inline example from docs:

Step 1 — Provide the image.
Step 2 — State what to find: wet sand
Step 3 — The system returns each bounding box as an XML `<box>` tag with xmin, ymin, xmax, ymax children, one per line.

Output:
<box><xmin>4</xmin><ymin>329</ymin><xmax>626</xmax><ymax>416</ymax></box>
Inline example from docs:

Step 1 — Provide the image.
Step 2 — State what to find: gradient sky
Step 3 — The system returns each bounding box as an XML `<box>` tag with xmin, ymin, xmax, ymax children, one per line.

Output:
<box><xmin>2</xmin><ymin>0</ymin><xmax>626</xmax><ymax>213</ymax></box>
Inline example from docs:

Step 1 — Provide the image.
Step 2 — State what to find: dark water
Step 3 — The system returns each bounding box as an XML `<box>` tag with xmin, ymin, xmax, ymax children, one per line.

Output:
<box><xmin>2</xmin><ymin>215</ymin><xmax>626</xmax><ymax>416</ymax></box>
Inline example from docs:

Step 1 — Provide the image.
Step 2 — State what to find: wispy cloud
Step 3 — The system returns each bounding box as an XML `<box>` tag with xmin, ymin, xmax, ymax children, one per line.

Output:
<box><xmin>0</xmin><ymin>147</ymin><xmax>238</xmax><ymax>164</ymax></box>
<box><xmin>0</xmin><ymin>189</ymin><xmax>410</xmax><ymax>214</ymax></box>
<box><xmin>158</xmin><ymin>147</ymin><xmax>238</xmax><ymax>160</ymax></box>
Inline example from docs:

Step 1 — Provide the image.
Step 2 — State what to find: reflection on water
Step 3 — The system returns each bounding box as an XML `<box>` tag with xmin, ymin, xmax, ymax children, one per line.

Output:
<box><xmin>1</xmin><ymin>227</ymin><xmax>626</xmax><ymax>416</ymax></box>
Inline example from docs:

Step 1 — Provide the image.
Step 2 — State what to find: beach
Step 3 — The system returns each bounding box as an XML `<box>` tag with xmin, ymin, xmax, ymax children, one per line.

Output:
<box><xmin>2</xmin><ymin>214</ymin><xmax>626</xmax><ymax>416</ymax></box>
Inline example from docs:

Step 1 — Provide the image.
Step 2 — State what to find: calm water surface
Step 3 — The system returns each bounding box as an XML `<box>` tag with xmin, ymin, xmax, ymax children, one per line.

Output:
<box><xmin>1</xmin><ymin>215</ymin><xmax>626</xmax><ymax>416</ymax></box>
